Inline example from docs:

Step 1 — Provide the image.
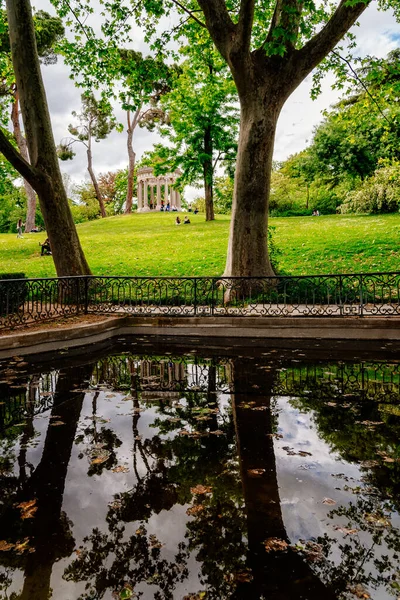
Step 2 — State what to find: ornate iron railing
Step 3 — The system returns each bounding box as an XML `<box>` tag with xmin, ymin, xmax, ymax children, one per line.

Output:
<box><xmin>1</xmin><ymin>272</ymin><xmax>400</xmax><ymax>328</ymax></box>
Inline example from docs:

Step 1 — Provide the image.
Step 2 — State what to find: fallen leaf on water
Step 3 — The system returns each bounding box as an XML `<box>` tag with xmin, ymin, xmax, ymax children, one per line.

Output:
<box><xmin>167</xmin><ymin>417</ymin><xmax>181</xmax><ymax>423</ymax></box>
<box><xmin>183</xmin><ymin>593</ymin><xmax>206</xmax><ymax>600</ymax></box>
<box><xmin>348</xmin><ymin>583</ymin><xmax>371</xmax><ymax>598</ymax></box>
<box><xmin>364</xmin><ymin>513</ymin><xmax>391</xmax><ymax>528</ymax></box>
<box><xmin>50</xmin><ymin>421</ymin><xmax>65</xmax><ymax>426</ymax></box>
<box><xmin>334</xmin><ymin>525</ymin><xmax>359</xmax><ymax>536</ymax></box>
<box><xmin>134</xmin><ymin>435</ymin><xmax>142</xmax><ymax>441</ymax></box>
<box><xmin>149</xmin><ymin>534</ymin><xmax>163</xmax><ymax>549</ymax></box>
<box><xmin>14</xmin><ymin>538</ymin><xmax>34</xmax><ymax>554</ymax></box>
<box><xmin>0</xmin><ymin>540</ymin><xmax>14</xmax><ymax>551</ymax></box>
<box><xmin>298</xmin><ymin>451</ymin><xmax>312</xmax><ymax>457</ymax></box>
<box><xmin>191</xmin><ymin>485</ymin><xmax>212</xmax><ymax>495</ymax></box>
<box><xmin>112</xmin><ymin>465</ymin><xmax>129</xmax><ymax>473</ymax></box>
<box><xmin>322</xmin><ymin>498</ymin><xmax>336</xmax><ymax>505</ymax></box>
<box><xmin>186</xmin><ymin>505</ymin><xmax>205</xmax><ymax>516</ymax></box>
<box><xmin>209</xmin><ymin>430</ymin><xmax>224</xmax><ymax>435</ymax></box>
<box><xmin>17</xmin><ymin>499</ymin><xmax>37</xmax><ymax>520</ymax></box>
<box><xmin>264</xmin><ymin>537</ymin><xmax>289</xmax><ymax>553</ymax></box>
<box><xmin>247</xmin><ymin>468</ymin><xmax>265</xmax><ymax>477</ymax></box>
<box><xmin>90</xmin><ymin>449</ymin><xmax>111</xmax><ymax>465</ymax></box>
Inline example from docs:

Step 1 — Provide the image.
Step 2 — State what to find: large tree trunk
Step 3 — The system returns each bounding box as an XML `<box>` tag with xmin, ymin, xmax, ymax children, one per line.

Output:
<box><xmin>124</xmin><ymin>110</ymin><xmax>136</xmax><ymax>215</ymax></box>
<box><xmin>224</xmin><ymin>92</ymin><xmax>281</xmax><ymax>278</ymax></box>
<box><xmin>87</xmin><ymin>143</ymin><xmax>106</xmax><ymax>218</ymax></box>
<box><xmin>230</xmin><ymin>359</ymin><xmax>337</xmax><ymax>599</ymax></box>
<box><xmin>203</xmin><ymin>125</ymin><xmax>215</xmax><ymax>222</ymax></box>
<box><xmin>5</xmin><ymin>0</ymin><xmax>91</xmax><ymax>276</ymax></box>
<box><xmin>11</xmin><ymin>92</ymin><xmax>37</xmax><ymax>233</ymax></box>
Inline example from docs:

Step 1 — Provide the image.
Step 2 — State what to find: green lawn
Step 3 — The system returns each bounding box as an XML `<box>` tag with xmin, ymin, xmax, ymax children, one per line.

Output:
<box><xmin>0</xmin><ymin>212</ymin><xmax>399</xmax><ymax>278</ymax></box>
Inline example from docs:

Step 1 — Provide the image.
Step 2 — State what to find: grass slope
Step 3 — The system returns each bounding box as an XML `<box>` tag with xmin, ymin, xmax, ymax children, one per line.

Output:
<box><xmin>0</xmin><ymin>213</ymin><xmax>399</xmax><ymax>278</ymax></box>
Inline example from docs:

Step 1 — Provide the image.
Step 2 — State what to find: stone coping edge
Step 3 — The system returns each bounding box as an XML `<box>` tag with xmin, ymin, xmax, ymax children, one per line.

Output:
<box><xmin>1</xmin><ymin>314</ymin><xmax>400</xmax><ymax>358</ymax></box>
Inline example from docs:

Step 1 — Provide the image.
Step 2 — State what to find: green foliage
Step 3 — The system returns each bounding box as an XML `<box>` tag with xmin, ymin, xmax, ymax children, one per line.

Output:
<box><xmin>214</xmin><ymin>176</ymin><xmax>234</xmax><ymax>214</ymax></box>
<box><xmin>70</xmin><ymin>169</ymin><xmax>130</xmax><ymax>222</ymax></box>
<box><xmin>143</xmin><ymin>34</ymin><xmax>239</xmax><ymax>194</ymax></box>
<box><xmin>341</xmin><ymin>163</ymin><xmax>400</xmax><ymax>214</ymax></box>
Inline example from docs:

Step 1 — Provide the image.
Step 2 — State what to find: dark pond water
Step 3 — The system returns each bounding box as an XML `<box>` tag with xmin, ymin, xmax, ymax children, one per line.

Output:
<box><xmin>1</xmin><ymin>339</ymin><xmax>400</xmax><ymax>600</ymax></box>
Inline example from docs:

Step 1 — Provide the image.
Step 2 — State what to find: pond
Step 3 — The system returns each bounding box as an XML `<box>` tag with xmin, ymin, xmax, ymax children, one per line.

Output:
<box><xmin>1</xmin><ymin>338</ymin><xmax>400</xmax><ymax>600</ymax></box>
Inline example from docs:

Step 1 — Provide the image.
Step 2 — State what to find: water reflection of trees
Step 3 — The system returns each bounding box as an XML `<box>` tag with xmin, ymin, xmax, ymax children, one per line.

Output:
<box><xmin>1</xmin><ymin>352</ymin><xmax>400</xmax><ymax>598</ymax></box>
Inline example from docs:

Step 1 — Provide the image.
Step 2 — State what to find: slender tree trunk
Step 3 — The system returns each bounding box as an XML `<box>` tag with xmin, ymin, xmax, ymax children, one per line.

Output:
<box><xmin>5</xmin><ymin>0</ymin><xmax>91</xmax><ymax>276</ymax></box>
<box><xmin>11</xmin><ymin>92</ymin><xmax>37</xmax><ymax>233</ymax></box>
<box><xmin>224</xmin><ymin>92</ymin><xmax>282</xmax><ymax>278</ymax></box>
<box><xmin>87</xmin><ymin>141</ymin><xmax>106</xmax><ymax>218</ymax></box>
<box><xmin>124</xmin><ymin>110</ymin><xmax>137</xmax><ymax>215</ymax></box>
<box><xmin>204</xmin><ymin>125</ymin><xmax>215</xmax><ymax>222</ymax></box>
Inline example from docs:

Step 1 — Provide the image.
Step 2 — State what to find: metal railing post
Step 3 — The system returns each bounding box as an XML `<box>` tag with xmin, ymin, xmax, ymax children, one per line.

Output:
<box><xmin>193</xmin><ymin>278</ymin><xmax>197</xmax><ymax>316</ymax></box>
<box><xmin>359</xmin><ymin>275</ymin><xmax>364</xmax><ymax>317</ymax></box>
<box><xmin>84</xmin><ymin>277</ymin><xmax>89</xmax><ymax>315</ymax></box>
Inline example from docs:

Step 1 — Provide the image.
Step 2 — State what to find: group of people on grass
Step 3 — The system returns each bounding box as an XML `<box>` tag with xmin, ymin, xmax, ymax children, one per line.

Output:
<box><xmin>176</xmin><ymin>216</ymin><xmax>191</xmax><ymax>225</ymax></box>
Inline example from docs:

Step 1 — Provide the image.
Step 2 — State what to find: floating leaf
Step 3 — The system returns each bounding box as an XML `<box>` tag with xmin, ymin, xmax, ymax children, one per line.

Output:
<box><xmin>149</xmin><ymin>534</ymin><xmax>163</xmax><ymax>549</ymax></box>
<box><xmin>0</xmin><ymin>540</ymin><xmax>14</xmax><ymax>551</ymax></box>
<box><xmin>322</xmin><ymin>498</ymin><xmax>336</xmax><ymax>505</ymax></box>
<box><xmin>112</xmin><ymin>466</ymin><xmax>129</xmax><ymax>473</ymax></box>
<box><xmin>334</xmin><ymin>526</ymin><xmax>359</xmax><ymax>536</ymax></box>
<box><xmin>17</xmin><ymin>499</ymin><xmax>37</xmax><ymax>520</ymax></box>
<box><xmin>364</xmin><ymin>513</ymin><xmax>391</xmax><ymax>528</ymax></box>
<box><xmin>191</xmin><ymin>485</ymin><xmax>212</xmax><ymax>495</ymax></box>
<box><xmin>186</xmin><ymin>505</ymin><xmax>205</xmax><ymax>516</ymax></box>
<box><xmin>264</xmin><ymin>537</ymin><xmax>289</xmax><ymax>552</ymax></box>
<box><xmin>247</xmin><ymin>468</ymin><xmax>265</xmax><ymax>477</ymax></box>
<box><xmin>50</xmin><ymin>421</ymin><xmax>65</xmax><ymax>426</ymax></box>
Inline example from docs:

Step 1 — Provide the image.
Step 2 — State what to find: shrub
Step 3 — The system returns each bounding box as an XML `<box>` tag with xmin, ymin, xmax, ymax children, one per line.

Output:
<box><xmin>341</xmin><ymin>164</ymin><xmax>400</xmax><ymax>214</ymax></box>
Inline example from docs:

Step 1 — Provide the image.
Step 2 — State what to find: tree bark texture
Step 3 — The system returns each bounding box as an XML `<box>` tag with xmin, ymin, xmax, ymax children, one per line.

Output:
<box><xmin>5</xmin><ymin>0</ymin><xmax>91</xmax><ymax>276</ymax></box>
<box><xmin>87</xmin><ymin>143</ymin><xmax>106</xmax><ymax>218</ymax></box>
<box><xmin>203</xmin><ymin>125</ymin><xmax>215</xmax><ymax>222</ymax></box>
<box><xmin>11</xmin><ymin>92</ymin><xmax>37</xmax><ymax>233</ymax></box>
<box><xmin>224</xmin><ymin>91</ymin><xmax>282</xmax><ymax>278</ymax></box>
<box><xmin>124</xmin><ymin>110</ymin><xmax>137</xmax><ymax>214</ymax></box>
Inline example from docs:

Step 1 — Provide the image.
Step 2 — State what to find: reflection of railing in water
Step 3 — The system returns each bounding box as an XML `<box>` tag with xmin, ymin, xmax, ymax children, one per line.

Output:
<box><xmin>1</xmin><ymin>356</ymin><xmax>400</xmax><ymax>431</ymax></box>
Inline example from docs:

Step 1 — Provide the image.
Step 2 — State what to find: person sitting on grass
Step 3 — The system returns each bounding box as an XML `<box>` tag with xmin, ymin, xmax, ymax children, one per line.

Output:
<box><xmin>184</xmin><ymin>216</ymin><xmax>191</xmax><ymax>224</ymax></box>
<box><xmin>175</xmin><ymin>216</ymin><xmax>181</xmax><ymax>225</ymax></box>
<box><xmin>40</xmin><ymin>238</ymin><xmax>51</xmax><ymax>256</ymax></box>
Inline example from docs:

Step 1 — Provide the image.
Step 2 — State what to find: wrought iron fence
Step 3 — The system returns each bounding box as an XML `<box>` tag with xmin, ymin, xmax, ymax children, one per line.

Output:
<box><xmin>1</xmin><ymin>272</ymin><xmax>400</xmax><ymax>328</ymax></box>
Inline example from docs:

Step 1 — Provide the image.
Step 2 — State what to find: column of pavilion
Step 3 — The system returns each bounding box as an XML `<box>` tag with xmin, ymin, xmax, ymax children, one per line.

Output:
<box><xmin>137</xmin><ymin>171</ymin><xmax>182</xmax><ymax>212</ymax></box>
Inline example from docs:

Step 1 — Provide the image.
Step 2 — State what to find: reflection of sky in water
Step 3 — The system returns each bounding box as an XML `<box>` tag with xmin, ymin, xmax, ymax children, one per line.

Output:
<box><xmin>1</xmin><ymin>354</ymin><xmax>400</xmax><ymax>600</ymax></box>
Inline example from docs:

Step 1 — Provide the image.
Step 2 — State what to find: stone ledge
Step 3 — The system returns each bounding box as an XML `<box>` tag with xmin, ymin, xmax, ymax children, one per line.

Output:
<box><xmin>1</xmin><ymin>314</ymin><xmax>400</xmax><ymax>359</ymax></box>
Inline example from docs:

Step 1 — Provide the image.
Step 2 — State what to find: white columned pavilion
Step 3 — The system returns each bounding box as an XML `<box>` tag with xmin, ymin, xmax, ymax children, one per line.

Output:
<box><xmin>136</xmin><ymin>167</ymin><xmax>183</xmax><ymax>212</ymax></box>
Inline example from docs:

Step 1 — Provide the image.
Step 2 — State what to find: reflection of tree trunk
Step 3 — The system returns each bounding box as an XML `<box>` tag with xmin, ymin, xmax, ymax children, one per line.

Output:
<box><xmin>230</xmin><ymin>359</ymin><xmax>335</xmax><ymax>599</ymax></box>
<box><xmin>204</xmin><ymin>125</ymin><xmax>215</xmax><ymax>222</ymax></box>
<box><xmin>11</xmin><ymin>91</ymin><xmax>37</xmax><ymax>232</ymax></box>
<box><xmin>19</xmin><ymin>364</ymin><xmax>93</xmax><ymax>600</ymax></box>
<box><xmin>17</xmin><ymin>375</ymin><xmax>39</xmax><ymax>484</ymax></box>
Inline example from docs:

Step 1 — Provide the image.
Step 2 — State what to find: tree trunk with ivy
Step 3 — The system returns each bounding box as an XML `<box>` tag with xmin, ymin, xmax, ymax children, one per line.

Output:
<box><xmin>1</xmin><ymin>0</ymin><xmax>91</xmax><ymax>277</ymax></box>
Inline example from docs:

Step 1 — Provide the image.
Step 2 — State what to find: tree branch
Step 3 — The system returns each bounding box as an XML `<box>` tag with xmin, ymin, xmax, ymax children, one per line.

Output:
<box><xmin>171</xmin><ymin>0</ymin><xmax>206</xmax><ymax>28</ymax></box>
<box><xmin>197</xmin><ymin>0</ymin><xmax>237</xmax><ymax>61</ymax></box>
<box><xmin>295</xmin><ymin>0</ymin><xmax>370</xmax><ymax>79</ymax></box>
<box><xmin>331</xmin><ymin>50</ymin><xmax>392</xmax><ymax>127</ymax></box>
<box><xmin>238</xmin><ymin>0</ymin><xmax>255</xmax><ymax>52</ymax></box>
<box><xmin>0</xmin><ymin>128</ymin><xmax>40</xmax><ymax>189</ymax></box>
<box><xmin>263</xmin><ymin>0</ymin><xmax>283</xmax><ymax>47</ymax></box>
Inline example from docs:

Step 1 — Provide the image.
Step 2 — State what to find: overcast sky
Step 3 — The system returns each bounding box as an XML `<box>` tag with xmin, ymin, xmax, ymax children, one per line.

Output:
<box><xmin>33</xmin><ymin>0</ymin><xmax>400</xmax><ymax>201</ymax></box>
